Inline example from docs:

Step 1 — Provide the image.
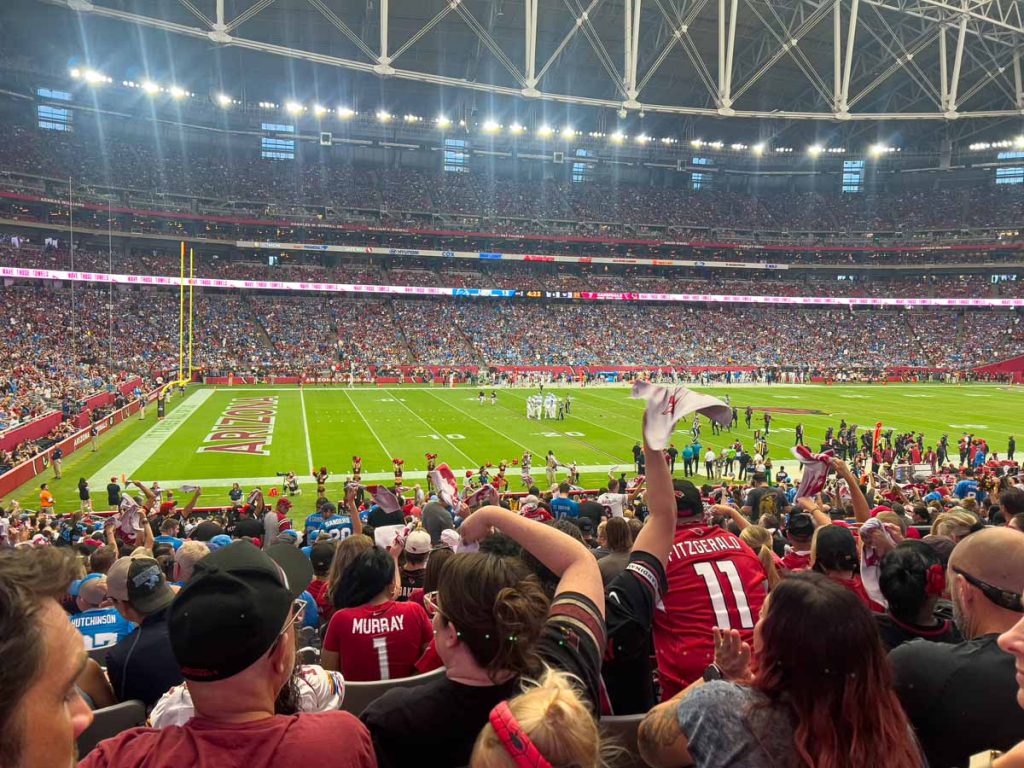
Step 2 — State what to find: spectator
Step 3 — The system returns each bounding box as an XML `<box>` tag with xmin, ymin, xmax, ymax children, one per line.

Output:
<box><xmin>638</xmin><ymin>572</ymin><xmax>922</xmax><ymax>768</ymax></box>
<box><xmin>104</xmin><ymin>555</ymin><xmax>182</xmax><ymax>708</ymax></box>
<box><xmin>653</xmin><ymin>478</ymin><xmax>768</xmax><ymax>700</ymax></box>
<box><xmin>876</xmin><ymin>541</ymin><xmax>962</xmax><ymax>650</ymax></box>
<box><xmin>327</xmin><ymin>534</ymin><xmax>374</xmax><ymax>613</ymax></box>
<box><xmin>931</xmin><ymin>509</ymin><xmax>983</xmax><ymax>542</ymax></box>
<box><xmin>597</xmin><ymin>517</ymin><xmax>633</xmax><ymax>586</ymax></box>
<box><xmin>811</xmin><ymin>524</ymin><xmax>885</xmax><ymax>612</ymax></box>
<box><xmin>398</xmin><ymin>529</ymin><xmax>432</xmax><ymax>599</ymax></box>
<box><xmin>89</xmin><ymin>544</ymin><xmax>118</xmax><ymax>575</ymax></box>
<box><xmin>305</xmin><ymin>540</ymin><xmax>336</xmax><ymax>617</ymax></box>
<box><xmin>321</xmin><ymin>545</ymin><xmax>433</xmax><ymax>681</ymax></box>
<box><xmin>79</xmin><ymin>541</ymin><xmax>376</xmax><ymax>767</ymax></box>
<box><xmin>360</xmin><ymin>504</ymin><xmax>605</xmax><ymax>768</ymax></box>
<box><xmin>172</xmin><ymin>540</ymin><xmax>209</xmax><ymax>584</ymax></box>
<box><xmin>69</xmin><ymin>573</ymin><xmax>135</xmax><ymax>650</ymax></box>
<box><xmin>890</xmin><ymin>527</ymin><xmax>1024</xmax><ymax>768</ymax></box>
<box><xmin>0</xmin><ymin>546</ymin><xmax>94</xmax><ymax>768</ymax></box>
<box><xmin>738</xmin><ymin>525</ymin><xmax>781</xmax><ymax>590</ymax></box>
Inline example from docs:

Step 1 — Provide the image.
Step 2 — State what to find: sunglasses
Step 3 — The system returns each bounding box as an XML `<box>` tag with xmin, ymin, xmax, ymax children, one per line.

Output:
<box><xmin>276</xmin><ymin>598</ymin><xmax>308</xmax><ymax>637</ymax></box>
<box><xmin>952</xmin><ymin>567</ymin><xmax>1024</xmax><ymax>613</ymax></box>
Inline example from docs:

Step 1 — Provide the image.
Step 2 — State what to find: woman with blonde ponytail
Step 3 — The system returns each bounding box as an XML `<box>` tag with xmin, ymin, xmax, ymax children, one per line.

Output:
<box><xmin>739</xmin><ymin>525</ymin><xmax>781</xmax><ymax>590</ymax></box>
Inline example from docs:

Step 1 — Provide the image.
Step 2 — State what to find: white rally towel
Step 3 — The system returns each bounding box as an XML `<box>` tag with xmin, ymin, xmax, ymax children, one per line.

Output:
<box><xmin>630</xmin><ymin>382</ymin><xmax>733</xmax><ymax>450</ymax></box>
<box><xmin>370</xmin><ymin>485</ymin><xmax>403</xmax><ymax>514</ymax></box>
<box><xmin>790</xmin><ymin>445</ymin><xmax>834</xmax><ymax>498</ymax></box>
<box><xmin>428</xmin><ymin>463</ymin><xmax>460</xmax><ymax>508</ymax></box>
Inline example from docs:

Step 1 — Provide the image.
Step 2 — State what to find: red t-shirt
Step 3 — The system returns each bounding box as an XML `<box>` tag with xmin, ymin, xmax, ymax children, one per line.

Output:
<box><xmin>830</xmin><ymin>574</ymin><xmax>886</xmax><ymax>613</ymax></box>
<box><xmin>305</xmin><ymin>579</ymin><xmax>331</xmax><ymax>618</ymax></box>
<box><xmin>323</xmin><ymin>600</ymin><xmax>432</xmax><ymax>681</ymax></box>
<box><xmin>77</xmin><ymin>711</ymin><xmax>376</xmax><ymax>768</ymax></box>
<box><xmin>652</xmin><ymin>524</ymin><xmax>768</xmax><ymax>700</ymax></box>
<box><xmin>780</xmin><ymin>550</ymin><xmax>812</xmax><ymax>572</ymax></box>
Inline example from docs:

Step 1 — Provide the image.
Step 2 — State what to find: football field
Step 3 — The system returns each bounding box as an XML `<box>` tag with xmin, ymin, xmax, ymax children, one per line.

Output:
<box><xmin>14</xmin><ymin>383</ymin><xmax>1022</xmax><ymax>515</ymax></box>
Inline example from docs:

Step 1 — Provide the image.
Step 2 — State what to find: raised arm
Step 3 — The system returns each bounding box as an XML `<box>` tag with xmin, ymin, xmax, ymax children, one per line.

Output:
<box><xmin>459</xmin><ymin>505</ymin><xmax>604</xmax><ymax>615</ymax></box>
<box><xmin>181</xmin><ymin>487</ymin><xmax>202</xmax><ymax>518</ymax></box>
<box><xmin>632</xmin><ymin>441</ymin><xmax>676</xmax><ymax>567</ymax></box>
<box><xmin>712</xmin><ymin>502</ymin><xmax>751</xmax><ymax>531</ymax></box>
<box><xmin>795</xmin><ymin>496</ymin><xmax>831</xmax><ymax>529</ymax></box>
<box><xmin>831</xmin><ymin>458</ymin><xmax>870</xmax><ymax>523</ymax></box>
<box><xmin>130</xmin><ymin>481</ymin><xmax>157</xmax><ymax>510</ymax></box>
<box><xmin>344</xmin><ymin>485</ymin><xmax>363</xmax><ymax>537</ymax></box>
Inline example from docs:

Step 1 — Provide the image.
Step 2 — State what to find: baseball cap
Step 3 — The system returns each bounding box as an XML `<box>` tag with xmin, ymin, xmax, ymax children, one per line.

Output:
<box><xmin>168</xmin><ymin>541</ymin><xmax>313</xmax><ymax>682</ymax></box>
<box><xmin>190</xmin><ymin>520</ymin><xmax>224</xmax><ymax>542</ymax></box>
<box><xmin>672</xmin><ymin>479</ymin><xmax>703</xmax><ymax>518</ymax></box>
<box><xmin>787</xmin><ymin>513</ymin><xmax>816</xmax><ymax>540</ymax></box>
<box><xmin>107</xmin><ymin>557</ymin><xmax>175</xmax><ymax>614</ymax></box>
<box><xmin>405</xmin><ymin>530</ymin><xmax>432</xmax><ymax>555</ymax></box>
<box><xmin>310</xmin><ymin>541</ymin><xmax>335</xmax><ymax>572</ymax></box>
<box><xmin>208</xmin><ymin>534</ymin><xmax>233</xmax><ymax>551</ymax></box>
<box><xmin>69</xmin><ymin>572</ymin><xmax>104</xmax><ymax>599</ymax></box>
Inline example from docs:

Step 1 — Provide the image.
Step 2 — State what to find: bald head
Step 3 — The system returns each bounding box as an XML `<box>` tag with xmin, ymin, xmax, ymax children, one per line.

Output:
<box><xmin>949</xmin><ymin>527</ymin><xmax>1024</xmax><ymax>591</ymax></box>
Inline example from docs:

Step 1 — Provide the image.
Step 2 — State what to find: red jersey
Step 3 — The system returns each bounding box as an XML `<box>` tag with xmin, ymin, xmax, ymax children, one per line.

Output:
<box><xmin>780</xmin><ymin>550</ymin><xmax>812</xmax><ymax>572</ymax></box>
<box><xmin>323</xmin><ymin>600</ymin><xmax>432</xmax><ymax>682</ymax></box>
<box><xmin>652</xmin><ymin>524</ymin><xmax>768</xmax><ymax>700</ymax></box>
<box><xmin>305</xmin><ymin>579</ymin><xmax>331</xmax><ymax>618</ymax></box>
<box><xmin>830</xmin><ymin>574</ymin><xmax>885</xmax><ymax>613</ymax></box>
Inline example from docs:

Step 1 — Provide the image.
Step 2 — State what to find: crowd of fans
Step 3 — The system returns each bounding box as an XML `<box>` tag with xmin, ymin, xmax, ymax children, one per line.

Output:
<box><xmin>3</xmin><ymin>397</ymin><xmax>1024</xmax><ymax>768</ymax></box>
<box><xmin>2</xmin><ymin>122</ymin><xmax>1024</xmax><ymax>247</ymax></box>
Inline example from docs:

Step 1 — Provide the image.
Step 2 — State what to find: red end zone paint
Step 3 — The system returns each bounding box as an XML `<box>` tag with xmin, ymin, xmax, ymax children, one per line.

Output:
<box><xmin>199</xmin><ymin>396</ymin><xmax>278</xmax><ymax>455</ymax></box>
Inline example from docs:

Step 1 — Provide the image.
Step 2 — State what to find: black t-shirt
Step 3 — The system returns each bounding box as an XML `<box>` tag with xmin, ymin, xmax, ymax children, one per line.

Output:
<box><xmin>361</xmin><ymin>591</ymin><xmax>606</xmax><ymax>768</ymax></box>
<box><xmin>399</xmin><ymin>567</ymin><xmax>425</xmax><ymax>600</ymax></box>
<box><xmin>603</xmin><ymin>550</ymin><xmax>667</xmax><ymax>715</ymax></box>
<box><xmin>577</xmin><ymin>500</ymin><xmax>604</xmax><ymax>529</ymax></box>
<box><xmin>743</xmin><ymin>486</ymin><xmax>788</xmax><ymax>520</ymax></box>
<box><xmin>232</xmin><ymin>517</ymin><xmax>264</xmax><ymax>539</ymax></box>
<box><xmin>107</xmin><ymin>483</ymin><xmax>121</xmax><ymax>506</ymax></box>
<box><xmin>190</xmin><ymin>520</ymin><xmax>224</xmax><ymax>541</ymax></box>
<box><xmin>368</xmin><ymin>508</ymin><xmax>404</xmax><ymax>528</ymax></box>
<box><xmin>890</xmin><ymin>634</ymin><xmax>1024</xmax><ymax>768</ymax></box>
<box><xmin>874</xmin><ymin>612</ymin><xmax>962</xmax><ymax>652</ymax></box>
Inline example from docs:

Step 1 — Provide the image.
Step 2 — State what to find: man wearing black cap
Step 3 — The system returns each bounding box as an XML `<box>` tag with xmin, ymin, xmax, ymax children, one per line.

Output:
<box><xmin>104</xmin><ymin>555</ymin><xmax>182</xmax><ymax>708</ymax></box>
<box><xmin>650</xmin><ymin>478</ymin><xmax>768</xmax><ymax>702</ymax></box>
<box><xmin>79</xmin><ymin>542</ymin><xmax>376</xmax><ymax>768</ymax></box>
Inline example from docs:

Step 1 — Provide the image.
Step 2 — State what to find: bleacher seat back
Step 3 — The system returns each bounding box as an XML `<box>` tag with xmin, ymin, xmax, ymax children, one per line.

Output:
<box><xmin>339</xmin><ymin>667</ymin><xmax>446</xmax><ymax>716</ymax></box>
<box><xmin>77</xmin><ymin>699</ymin><xmax>147</xmax><ymax>756</ymax></box>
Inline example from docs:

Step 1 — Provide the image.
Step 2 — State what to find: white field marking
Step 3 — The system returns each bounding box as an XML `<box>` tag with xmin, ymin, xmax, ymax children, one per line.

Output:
<box><xmin>962</xmin><ymin>394</ymin><xmax>991</xmax><ymax>397</ymax></box>
<box><xmin>420</xmin><ymin>389</ymin><xmax>535</xmax><ymax>454</ymax></box>
<box><xmin>384</xmin><ymin>394</ymin><xmax>477</xmax><ymax>466</ymax></box>
<box><xmin>89</xmin><ymin>389</ymin><xmax>214</xmax><ymax>487</ymax></box>
<box><xmin>949</xmin><ymin>424</ymin><xmax>989</xmax><ymax>429</ymax></box>
<box><xmin>299</xmin><ymin>387</ymin><xmax>314</xmax><ymax>472</ymax></box>
<box><xmin>903</xmin><ymin>394</ymin><xmax>933</xmax><ymax>398</ymax></box>
<box><xmin>341</xmin><ymin>389</ymin><xmax>392</xmax><ymax>458</ymax></box>
<box><xmin>839</xmin><ymin>394</ymin><xmax>867</xmax><ymax>398</ymax></box>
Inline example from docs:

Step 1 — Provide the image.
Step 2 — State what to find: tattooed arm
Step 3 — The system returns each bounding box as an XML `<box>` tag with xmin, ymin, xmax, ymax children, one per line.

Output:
<box><xmin>638</xmin><ymin>686</ymin><xmax>697</xmax><ymax>768</ymax></box>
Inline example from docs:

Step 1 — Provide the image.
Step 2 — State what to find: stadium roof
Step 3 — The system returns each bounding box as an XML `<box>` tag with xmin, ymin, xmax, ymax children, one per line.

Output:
<box><xmin>12</xmin><ymin>0</ymin><xmax>1024</xmax><ymax>143</ymax></box>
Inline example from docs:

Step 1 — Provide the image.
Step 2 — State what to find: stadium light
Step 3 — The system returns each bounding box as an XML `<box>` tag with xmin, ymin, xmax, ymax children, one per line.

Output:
<box><xmin>731</xmin><ymin>143</ymin><xmax>748</xmax><ymax>151</ymax></box>
<box><xmin>403</xmin><ymin>113</ymin><xmax>421</xmax><ymax>123</ymax></box>
<box><xmin>482</xmin><ymin>119</ymin><xmax>500</xmax><ymax>133</ymax></box>
<box><xmin>435</xmin><ymin>115</ymin><xmax>451</xmax><ymax>128</ymax></box>
<box><xmin>635</xmin><ymin>133</ymin><xmax>650</xmax><ymax>144</ymax></box>
<box><xmin>709</xmin><ymin>140</ymin><xmax>723</xmax><ymax>149</ymax></box>
<box><xmin>752</xmin><ymin>143</ymin><xmax>765</xmax><ymax>155</ymax></box>
<box><xmin>690</xmin><ymin>139</ymin><xmax>703</xmax><ymax>148</ymax></box>
<box><xmin>140</xmin><ymin>80</ymin><xmax>160</xmax><ymax>95</ymax></box>
<box><xmin>537</xmin><ymin>124</ymin><xmax>553</xmax><ymax>137</ymax></box>
<box><xmin>560</xmin><ymin>126</ymin><xmax>575</xmax><ymax>139</ymax></box>
<box><xmin>1015</xmin><ymin>136</ymin><xmax>1024</xmax><ymax>148</ymax></box>
<box><xmin>808</xmin><ymin>144</ymin><xmax>823</xmax><ymax>156</ymax></box>
<box><xmin>869</xmin><ymin>143</ymin><xmax>890</xmax><ymax>157</ymax></box>
<box><xmin>285</xmin><ymin>101</ymin><xmax>303</xmax><ymax>115</ymax></box>
<box><xmin>509</xmin><ymin>123</ymin><xmax>525</xmax><ymax>135</ymax></box>
<box><xmin>376</xmin><ymin>110</ymin><xmax>392</xmax><ymax>122</ymax></box>
<box><xmin>169</xmin><ymin>85</ymin><xmax>187</xmax><ymax>100</ymax></box>
<box><xmin>215</xmin><ymin>92</ymin><xmax>232</xmax><ymax>107</ymax></box>
<box><xmin>313</xmin><ymin>104</ymin><xmax>327</xmax><ymax>116</ymax></box>
<box><xmin>337</xmin><ymin>106</ymin><xmax>356</xmax><ymax>119</ymax></box>
<box><xmin>69</xmin><ymin>67</ymin><xmax>81</xmax><ymax>79</ymax></box>
<box><xmin>82</xmin><ymin>69</ymin><xmax>111</xmax><ymax>85</ymax></box>
<box><xmin>610</xmin><ymin>131</ymin><xmax>625</xmax><ymax>144</ymax></box>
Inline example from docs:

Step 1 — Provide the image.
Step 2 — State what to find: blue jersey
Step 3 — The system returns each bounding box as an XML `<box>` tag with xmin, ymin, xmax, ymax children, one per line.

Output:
<box><xmin>549</xmin><ymin>497</ymin><xmax>580</xmax><ymax>519</ymax></box>
<box><xmin>303</xmin><ymin>512</ymin><xmax>324</xmax><ymax>536</ymax></box>
<box><xmin>320</xmin><ymin>514</ymin><xmax>354</xmax><ymax>539</ymax></box>
<box><xmin>954</xmin><ymin>479</ymin><xmax>978</xmax><ymax>499</ymax></box>
<box><xmin>154</xmin><ymin>535</ymin><xmax>184</xmax><ymax>551</ymax></box>
<box><xmin>71</xmin><ymin>607</ymin><xmax>135</xmax><ymax>650</ymax></box>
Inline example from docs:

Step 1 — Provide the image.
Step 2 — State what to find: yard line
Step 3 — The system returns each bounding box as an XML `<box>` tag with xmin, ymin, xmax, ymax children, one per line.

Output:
<box><xmin>421</xmin><ymin>390</ymin><xmax>535</xmax><ymax>453</ymax></box>
<box><xmin>342</xmin><ymin>389</ymin><xmax>392</xmax><ymax>459</ymax></box>
<box><xmin>89</xmin><ymin>389</ymin><xmax>213</xmax><ymax>487</ymax></box>
<box><xmin>299</xmin><ymin>387</ymin><xmax>315</xmax><ymax>473</ymax></box>
<box><xmin>381</xmin><ymin>391</ymin><xmax>478</xmax><ymax>466</ymax></box>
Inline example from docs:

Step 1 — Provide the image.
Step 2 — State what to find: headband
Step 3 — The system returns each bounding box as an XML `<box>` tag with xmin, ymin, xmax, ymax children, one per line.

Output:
<box><xmin>488</xmin><ymin>701</ymin><xmax>552</xmax><ymax>768</ymax></box>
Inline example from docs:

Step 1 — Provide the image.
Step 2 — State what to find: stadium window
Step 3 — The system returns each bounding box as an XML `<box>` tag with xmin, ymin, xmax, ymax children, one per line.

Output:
<box><xmin>995</xmin><ymin>151</ymin><xmax>1024</xmax><ymax>185</ymax></box>
<box><xmin>444</xmin><ymin>138</ymin><xmax>468</xmax><ymax>173</ymax></box>
<box><xmin>842</xmin><ymin>159</ymin><xmax>865</xmax><ymax>193</ymax></box>
<box><xmin>692</xmin><ymin>156</ymin><xmax>710</xmax><ymax>166</ymax></box>
<box><xmin>37</xmin><ymin>104</ymin><xmax>72</xmax><ymax>132</ymax></box>
<box><xmin>572</xmin><ymin>148</ymin><xmax>593</xmax><ymax>183</ymax></box>
<box><xmin>261</xmin><ymin>137</ymin><xmax>294</xmax><ymax>160</ymax></box>
<box><xmin>37</xmin><ymin>87</ymin><xmax>71</xmax><ymax>101</ymax></box>
<box><xmin>261</xmin><ymin>122</ymin><xmax>295</xmax><ymax>133</ymax></box>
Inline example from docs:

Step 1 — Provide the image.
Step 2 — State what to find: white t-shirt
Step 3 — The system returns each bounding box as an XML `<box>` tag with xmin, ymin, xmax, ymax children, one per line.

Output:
<box><xmin>597</xmin><ymin>492</ymin><xmax>629</xmax><ymax>518</ymax></box>
<box><xmin>704</xmin><ymin>450</ymin><xmax>716</xmax><ymax>463</ymax></box>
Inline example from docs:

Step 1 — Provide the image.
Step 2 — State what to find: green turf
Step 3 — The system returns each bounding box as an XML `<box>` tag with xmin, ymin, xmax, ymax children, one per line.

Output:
<box><xmin>11</xmin><ymin>382</ymin><xmax>1022</xmax><ymax>516</ymax></box>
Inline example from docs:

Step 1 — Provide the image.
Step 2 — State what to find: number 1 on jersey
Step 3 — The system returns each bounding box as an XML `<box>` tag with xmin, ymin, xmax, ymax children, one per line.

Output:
<box><xmin>693</xmin><ymin>561</ymin><xmax>755</xmax><ymax>630</ymax></box>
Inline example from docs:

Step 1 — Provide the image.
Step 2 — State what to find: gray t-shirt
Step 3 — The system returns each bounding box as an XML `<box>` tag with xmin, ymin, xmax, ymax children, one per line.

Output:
<box><xmin>420</xmin><ymin>502</ymin><xmax>454</xmax><ymax>545</ymax></box>
<box><xmin>677</xmin><ymin>682</ymin><xmax>799</xmax><ymax>768</ymax></box>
